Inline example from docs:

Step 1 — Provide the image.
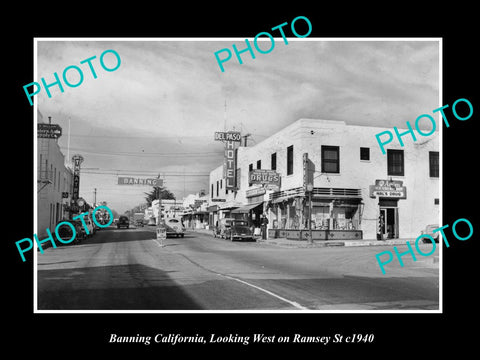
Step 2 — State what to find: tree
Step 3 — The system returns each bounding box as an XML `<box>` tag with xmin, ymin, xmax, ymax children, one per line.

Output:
<box><xmin>144</xmin><ymin>186</ymin><xmax>175</xmax><ymax>206</ymax></box>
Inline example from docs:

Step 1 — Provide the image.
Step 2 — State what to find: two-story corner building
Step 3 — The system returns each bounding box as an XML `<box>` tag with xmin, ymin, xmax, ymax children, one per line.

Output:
<box><xmin>209</xmin><ymin>118</ymin><xmax>440</xmax><ymax>241</ymax></box>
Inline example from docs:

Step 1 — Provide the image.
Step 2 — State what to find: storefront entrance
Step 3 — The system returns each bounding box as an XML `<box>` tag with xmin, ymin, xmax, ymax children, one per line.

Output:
<box><xmin>379</xmin><ymin>202</ymin><xmax>399</xmax><ymax>239</ymax></box>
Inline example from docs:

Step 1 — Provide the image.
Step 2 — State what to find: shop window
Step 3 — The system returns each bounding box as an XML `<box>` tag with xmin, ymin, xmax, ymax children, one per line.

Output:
<box><xmin>429</xmin><ymin>151</ymin><xmax>439</xmax><ymax>178</ymax></box>
<box><xmin>387</xmin><ymin>149</ymin><xmax>404</xmax><ymax>176</ymax></box>
<box><xmin>360</xmin><ymin>147</ymin><xmax>370</xmax><ymax>161</ymax></box>
<box><xmin>271</xmin><ymin>152</ymin><xmax>277</xmax><ymax>170</ymax></box>
<box><xmin>287</xmin><ymin>145</ymin><xmax>294</xmax><ymax>175</ymax></box>
<box><xmin>321</xmin><ymin>145</ymin><xmax>340</xmax><ymax>173</ymax></box>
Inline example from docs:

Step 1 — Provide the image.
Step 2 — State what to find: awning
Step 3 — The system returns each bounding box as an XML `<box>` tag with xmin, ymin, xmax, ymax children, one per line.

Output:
<box><xmin>231</xmin><ymin>202</ymin><xmax>263</xmax><ymax>214</ymax></box>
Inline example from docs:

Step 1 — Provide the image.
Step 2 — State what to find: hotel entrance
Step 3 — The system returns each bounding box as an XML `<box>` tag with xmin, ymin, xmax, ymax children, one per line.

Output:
<box><xmin>379</xmin><ymin>199</ymin><xmax>399</xmax><ymax>239</ymax></box>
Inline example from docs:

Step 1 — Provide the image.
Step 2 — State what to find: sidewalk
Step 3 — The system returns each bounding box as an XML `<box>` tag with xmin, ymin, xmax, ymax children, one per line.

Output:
<box><xmin>189</xmin><ymin>228</ymin><xmax>413</xmax><ymax>248</ymax></box>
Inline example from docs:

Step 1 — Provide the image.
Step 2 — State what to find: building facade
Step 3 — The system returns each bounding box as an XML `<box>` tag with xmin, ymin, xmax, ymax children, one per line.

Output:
<box><xmin>37</xmin><ymin>110</ymin><xmax>74</xmax><ymax>238</ymax></box>
<box><xmin>208</xmin><ymin>118</ymin><xmax>440</xmax><ymax>240</ymax></box>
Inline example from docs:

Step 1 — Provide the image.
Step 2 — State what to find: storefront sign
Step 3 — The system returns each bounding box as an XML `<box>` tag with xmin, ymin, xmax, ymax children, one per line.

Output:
<box><xmin>117</xmin><ymin>177</ymin><xmax>163</xmax><ymax>186</ymax></box>
<box><xmin>369</xmin><ymin>179</ymin><xmax>406</xmax><ymax>199</ymax></box>
<box><xmin>246</xmin><ymin>187</ymin><xmax>266</xmax><ymax>198</ymax></box>
<box><xmin>249</xmin><ymin>169</ymin><xmax>280</xmax><ymax>186</ymax></box>
<box><xmin>38</xmin><ymin>123</ymin><xmax>62</xmax><ymax>139</ymax></box>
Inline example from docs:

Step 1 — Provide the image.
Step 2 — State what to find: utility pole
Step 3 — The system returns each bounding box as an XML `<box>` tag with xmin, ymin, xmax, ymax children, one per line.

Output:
<box><xmin>242</xmin><ymin>133</ymin><xmax>251</xmax><ymax>147</ymax></box>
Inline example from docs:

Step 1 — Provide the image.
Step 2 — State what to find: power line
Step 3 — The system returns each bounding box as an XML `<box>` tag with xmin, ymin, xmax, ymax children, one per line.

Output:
<box><xmin>60</xmin><ymin>146</ymin><xmax>223</xmax><ymax>158</ymax></box>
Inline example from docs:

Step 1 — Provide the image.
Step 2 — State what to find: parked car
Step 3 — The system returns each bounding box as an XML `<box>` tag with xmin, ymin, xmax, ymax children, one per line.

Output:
<box><xmin>224</xmin><ymin>219</ymin><xmax>255</xmax><ymax>241</ymax></box>
<box><xmin>117</xmin><ymin>215</ymin><xmax>130</xmax><ymax>229</ymax></box>
<box><xmin>213</xmin><ymin>218</ymin><xmax>254</xmax><ymax>241</ymax></box>
<box><xmin>55</xmin><ymin>220</ymin><xmax>87</xmax><ymax>245</ymax></box>
<box><xmin>135</xmin><ymin>219</ymin><xmax>144</xmax><ymax>227</ymax></box>
<box><xmin>421</xmin><ymin>224</ymin><xmax>440</xmax><ymax>243</ymax></box>
<box><xmin>164</xmin><ymin>217</ymin><xmax>185</xmax><ymax>238</ymax></box>
<box><xmin>213</xmin><ymin>218</ymin><xmax>234</xmax><ymax>238</ymax></box>
<box><xmin>84</xmin><ymin>217</ymin><xmax>95</xmax><ymax>236</ymax></box>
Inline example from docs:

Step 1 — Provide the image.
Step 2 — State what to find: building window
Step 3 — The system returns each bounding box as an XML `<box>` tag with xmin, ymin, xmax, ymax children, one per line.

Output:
<box><xmin>429</xmin><ymin>151</ymin><xmax>439</xmax><ymax>178</ymax></box>
<box><xmin>271</xmin><ymin>153</ymin><xmax>277</xmax><ymax>170</ymax></box>
<box><xmin>256</xmin><ymin>160</ymin><xmax>261</xmax><ymax>169</ymax></box>
<box><xmin>321</xmin><ymin>145</ymin><xmax>340</xmax><ymax>173</ymax></box>
<box><xmin>387</xmin><ymin>149</ymin><xmax>404</xmax><ymax>176</ymax></box>
<box><xmin>434</xmin><ymin>198</ymin><xmax>439</xmax><ymax>205</ymax></box>
<box><xmin>360</xmin><ymin>147</ymin><xmax>370</xmax><ymax>161</ymax></box>
<box><xmin>216</xmin><ymin>181</ymin><xmax>219</xmax><ymax>197</ymax></box>
<box><xmin>220</xmin><ymin>179</ymin><xmax>222</xmax><ymax>189</ymax></box>
<box><xmin>211</xmin><ymin>183</ymin><xmax>213</xmax><ymax>198</ymax></box>
<box><xmin>287</xmin><ymin>145</ymin><xmax>294</xmax><ymax>175</ymax></box>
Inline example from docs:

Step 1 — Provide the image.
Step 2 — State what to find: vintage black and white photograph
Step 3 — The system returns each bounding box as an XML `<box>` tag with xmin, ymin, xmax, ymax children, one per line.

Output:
<box><xmin>33</xmin><ymin>38</ymin><xmax>441</xmax><ymax>312</ymax></box>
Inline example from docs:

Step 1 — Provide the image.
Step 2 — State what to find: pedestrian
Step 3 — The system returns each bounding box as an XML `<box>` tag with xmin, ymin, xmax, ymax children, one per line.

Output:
<box><xmin>261</xmin><ymin>214</ymin><xmax>269</xmax><ymax>240</ymax></box>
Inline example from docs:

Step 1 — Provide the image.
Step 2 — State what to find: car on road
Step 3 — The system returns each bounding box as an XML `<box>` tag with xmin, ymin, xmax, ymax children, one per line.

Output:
<box><xmin>117</xmin><ymin>215</ymin><xmax>130</xmax><ymax>229</ymax></box>
<box><xmin>224</xmin><ymin>219</ymin><xmax>255</xmax><ymax>241</ymax></box>
<box><xmin>421</xmin><ymin>224</ymin><xmax>440</xmax><ymax>243</ymax></box>
<box><xmin>213</xmin><ymin>218</ymin><xmax>233</xmax><ymax>238</ymax></box>
<box><xmin>55</xmin><ymin>219</ymin><xmax>87</xmax><ymax>245</ymax></box>
<box><xmin>164</xmin><ymin>217</ymin><xmax>185</xmax><ymax>238</ymax></box>
<box><xmin>214</xmin><ymin>218</ymin><xmax>254</xmax><ymax>241</ymax></box>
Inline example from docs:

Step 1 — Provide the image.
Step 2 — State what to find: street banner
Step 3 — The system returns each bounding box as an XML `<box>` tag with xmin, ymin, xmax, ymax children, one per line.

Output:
<box><xmin>118</xmin><ymin>177</ymin><xmax>163</xmax><ymax>186</ymax></box>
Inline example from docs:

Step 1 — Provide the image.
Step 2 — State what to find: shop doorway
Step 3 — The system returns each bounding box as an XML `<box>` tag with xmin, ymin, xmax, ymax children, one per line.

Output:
<box><xmin>379</xmin><ymin>207</ymin><xmax>398</xmax><ymax>239</ymax></box>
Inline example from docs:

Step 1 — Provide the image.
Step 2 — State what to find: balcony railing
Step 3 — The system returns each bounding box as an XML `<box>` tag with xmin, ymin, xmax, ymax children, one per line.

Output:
<box><xmin>269</xmin><ymin>187</ymin><xmax>362</xmax><ymax>201</ymax></box>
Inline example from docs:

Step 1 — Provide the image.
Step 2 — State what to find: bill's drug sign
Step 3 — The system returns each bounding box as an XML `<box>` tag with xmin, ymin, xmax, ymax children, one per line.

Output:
<box><xmin>369</xmin><ymin>179</ymin><xmax>407</xmax><ymax>199</ymax></box>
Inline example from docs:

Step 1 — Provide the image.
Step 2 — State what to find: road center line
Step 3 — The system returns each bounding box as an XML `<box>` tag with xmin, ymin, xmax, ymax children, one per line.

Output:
<box><xmin>167</xmin><ymin>249</ymin><xmax>308</xmax><ymax>310</ymax></box>
<box><xmin>219</xmin><ymin>274</ymin><xmax>308</xmax><ymax>310</ymax></box>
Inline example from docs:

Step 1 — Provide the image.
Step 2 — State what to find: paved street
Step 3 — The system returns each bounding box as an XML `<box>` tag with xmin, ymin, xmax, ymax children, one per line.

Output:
<box><xmin>37</xmin><ymin>227</ymin><xmax>439</xmax><ymax>311</ymax></box>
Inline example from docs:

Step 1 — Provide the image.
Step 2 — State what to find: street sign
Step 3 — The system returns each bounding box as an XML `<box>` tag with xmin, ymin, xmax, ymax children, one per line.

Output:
<box><xmin>38</xmin><ymin>123</ymin><xmax>62</xmax><ymax>139</ymax></box>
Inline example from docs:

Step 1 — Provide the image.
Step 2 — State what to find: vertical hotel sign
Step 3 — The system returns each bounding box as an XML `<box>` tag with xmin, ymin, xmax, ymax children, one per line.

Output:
<box><xmin>215</xmin><ymin>131</ymin><xmax>241</xmax><ymax>190</ymax></box>
<box><xmin>71</xmin><ymin>154</ymin><xmax>84</xmax><ymax>201</ymax></box>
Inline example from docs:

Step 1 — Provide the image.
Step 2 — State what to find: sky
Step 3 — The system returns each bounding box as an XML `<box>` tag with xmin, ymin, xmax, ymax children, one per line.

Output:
<box><xmin>35</xmin><ymin>38</ymin><xmax>439</xmax><ymax>214</ymax></box>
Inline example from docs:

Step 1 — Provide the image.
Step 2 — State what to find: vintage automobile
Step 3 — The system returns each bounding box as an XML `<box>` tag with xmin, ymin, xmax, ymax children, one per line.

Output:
<box><xmin>117</xmin><ymin>215</ymin><xmax>130</xmax><ymax>229</ymax></box>
<box><xmin>164</xmin><ymin>217</ymin><xmax>185</xmax><ymax>238</ymax></box>
<box><xmin>420</xmin><ymin>224</ymin><xmax>440</xmax><ymax>243</ymax></box>
<box><xmin>55</xmin><ymin>219</ymin><xmax>87</xmax><ymax>245</ymax></box>
<box><xmin>214</xmin><ymin>218</ymin><xmax>254</xmax><ymax>241</ymax></box>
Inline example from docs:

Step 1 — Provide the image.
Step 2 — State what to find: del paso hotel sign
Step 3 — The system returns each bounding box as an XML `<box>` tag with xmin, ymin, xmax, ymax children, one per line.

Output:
<box><xmin>369</xmin><ymin>180</ymin><xmax>407</xmax><ymax>199</ymax></box>
<box><xmin>215</xmin><ymin>131</ymin><xmax>241</xmax><ymax>191</ymax></box>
